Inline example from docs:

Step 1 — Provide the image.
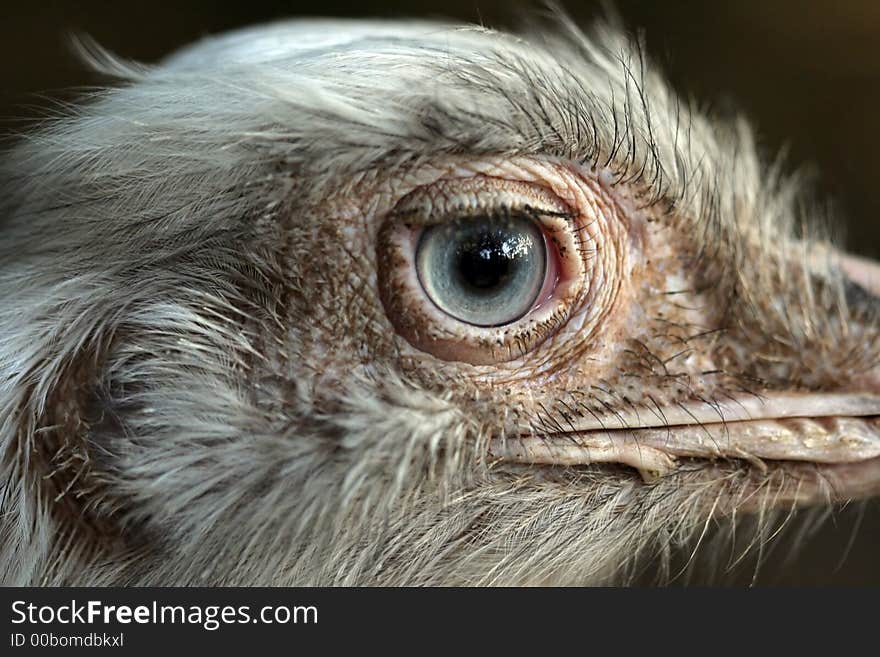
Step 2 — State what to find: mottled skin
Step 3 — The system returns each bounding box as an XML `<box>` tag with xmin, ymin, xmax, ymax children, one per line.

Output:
<box><xmin>0</xmin><ymin>18</ymin><xmax>878</xmax><ymax>585</ymax></box>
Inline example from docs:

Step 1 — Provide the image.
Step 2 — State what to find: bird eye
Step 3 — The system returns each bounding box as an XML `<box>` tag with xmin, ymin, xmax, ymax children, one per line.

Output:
<box><xmin>374</xmin><ymin>166</ymin><xmax>621</xmax><ymax>368</ymax></box>
<box><xmin>415</xmin><ymin>212</ymin><xmax>554</xmax><ymax>327</ymax></box>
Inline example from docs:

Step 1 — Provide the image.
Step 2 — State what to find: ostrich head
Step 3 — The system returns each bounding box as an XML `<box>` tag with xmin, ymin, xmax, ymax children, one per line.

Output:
<box><xmin>1</xmin><ymin>17</ymin><xmax>879</xmax><ymax>586</ymax></box>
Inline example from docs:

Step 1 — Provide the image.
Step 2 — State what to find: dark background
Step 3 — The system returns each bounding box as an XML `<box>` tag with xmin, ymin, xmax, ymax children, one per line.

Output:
<box><xmin>1</xmin><ymin>0</ymin><xmax>878</xmax><ymax>585</ymax></box>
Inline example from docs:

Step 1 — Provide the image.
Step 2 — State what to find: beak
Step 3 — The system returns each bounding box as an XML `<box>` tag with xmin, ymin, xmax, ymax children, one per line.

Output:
<box><xmin>491</xmin><ymin>249</ymin><xmax>880</xmax><ymax>507</ymax></box>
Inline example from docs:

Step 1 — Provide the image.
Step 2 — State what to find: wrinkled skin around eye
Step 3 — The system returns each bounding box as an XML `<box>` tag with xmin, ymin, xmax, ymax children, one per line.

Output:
<box><xmin>368</xmin><ymin>158</ymin><xmax>637</xmax><ymax>374</ymax></box>
<box><xmin>290</xmin><ymin>156</ymin><xmax>656</xmax><ymax>404</ymax></box>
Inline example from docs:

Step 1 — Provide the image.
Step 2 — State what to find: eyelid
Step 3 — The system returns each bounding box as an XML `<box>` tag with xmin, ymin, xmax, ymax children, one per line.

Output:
<box><xmin>390</xmin><ymin>175</ymin><xmax>574</xmax><ymax>226</ymax></box>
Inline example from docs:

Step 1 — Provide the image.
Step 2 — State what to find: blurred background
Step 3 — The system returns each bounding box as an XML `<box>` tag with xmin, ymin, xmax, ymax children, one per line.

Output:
<box><xmin>1</xmin><ymin>0</ymin><xmax>877</xmax><ymax>584</ymax></box>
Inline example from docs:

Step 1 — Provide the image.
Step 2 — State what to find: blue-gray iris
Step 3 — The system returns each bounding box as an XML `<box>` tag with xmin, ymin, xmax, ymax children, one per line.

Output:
<box><xmin>416</xmin><ymin>213</ymin><xmax>547</xmax><ymax>327</ymax></box>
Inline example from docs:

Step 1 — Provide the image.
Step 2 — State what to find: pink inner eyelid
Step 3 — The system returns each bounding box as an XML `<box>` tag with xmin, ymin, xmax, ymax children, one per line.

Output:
<box><xmin>528</xmin><ymin>229</ymin><xmax>562</xmax><ymax>316</ymax></box>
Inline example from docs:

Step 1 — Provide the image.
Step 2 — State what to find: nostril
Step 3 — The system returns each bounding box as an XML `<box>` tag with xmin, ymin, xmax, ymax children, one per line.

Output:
<box><xmin>844</xmin><ymin>277</ymin><xmax>880</xmax><ymax>316</ymax></box>
<box><xmin>840</xmin><ymin>253</ymin><xmax>880</xmax><ymax>298</ymax></box>
<box><xmin>835</xmin><ymin>254</ymin><xmax>880</xmax><ymax>395</ymax></box>
<box><xmin>838</xmin><ymin>253</ymin><xmax>880</xmax><ymax>322</ymax></box>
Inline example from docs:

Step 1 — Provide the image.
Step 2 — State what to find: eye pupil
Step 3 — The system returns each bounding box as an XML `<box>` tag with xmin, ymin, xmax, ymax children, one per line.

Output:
<box><xmin>456</xmin><ymin>235</ymin><xmax>515</xmax><ymax>291</ymax></box>
<box><xmin>415</xmin><ymin>212</ymin><xmax>549</xmax><ymax>327</ymax></box>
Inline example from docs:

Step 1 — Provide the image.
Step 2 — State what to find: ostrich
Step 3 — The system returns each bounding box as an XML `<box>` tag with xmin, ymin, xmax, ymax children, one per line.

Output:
<box><xmin>0</xmin><ymin>16</ymin><xmax>878</xmax><ymax>586</ymax></box>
